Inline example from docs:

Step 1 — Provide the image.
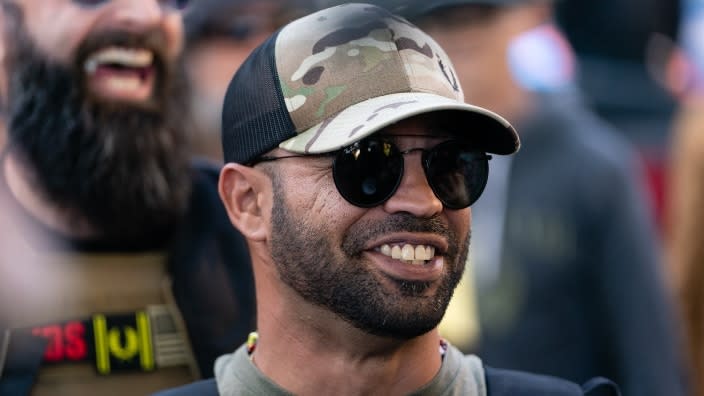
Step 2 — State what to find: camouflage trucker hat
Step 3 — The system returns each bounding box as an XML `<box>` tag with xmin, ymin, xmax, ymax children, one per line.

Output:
<box><xmin>221</xmin><ymin>2</ymin><xmax>520</xmax><ymax>164</ymax></box>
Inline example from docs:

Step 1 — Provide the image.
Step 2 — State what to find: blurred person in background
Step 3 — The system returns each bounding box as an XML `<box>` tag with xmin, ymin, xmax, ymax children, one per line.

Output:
<box><xmin>360</xmin><ymin>0</ymin><xmax>686</xmax><ymax>395</ymax></box>
<box><xmin>665</xmin><ymin>0</ymin><xmax>704</xmax><ymax>394</ymax></box>
<box><xmin>555</xmin><ymin>0</ymin><xmax>681</xmax><ymax>230</ymax></box>
<box><xmin>0</xmin><ymin>0</ymin><xmax>256</xmax><ymax>394</ymax></box>
<box><xmin>183</xmin><ymin>0</ymin><xmax>312</xmax><ymax>161</ymax></box>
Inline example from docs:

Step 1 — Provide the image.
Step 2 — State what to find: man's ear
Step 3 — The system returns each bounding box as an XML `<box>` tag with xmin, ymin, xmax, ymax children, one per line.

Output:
<box><xmin>219</xmin><ymin>163</ymin><xmax>270</xmax><ymax>241</ymax></box>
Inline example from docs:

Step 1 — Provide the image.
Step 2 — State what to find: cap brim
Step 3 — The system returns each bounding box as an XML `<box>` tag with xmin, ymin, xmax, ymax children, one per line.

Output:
<box><xmin>280</xmin><ymin>92</ymin><xmax>520</xmax><ymax>155</ymax></box>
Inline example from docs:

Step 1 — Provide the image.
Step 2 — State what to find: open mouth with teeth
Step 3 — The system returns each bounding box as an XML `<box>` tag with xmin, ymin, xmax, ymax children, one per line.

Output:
<box><xmin>372</xmin><ymin>242</ymin><xmax>444</xmax><ymax>284</ymax></box>
<box><xmin>83</xmin><ymin>46</ymin><xmax>157</xmax><ymax>103</ymax></box>
<box><xmin>378</xmin><ymin>244</ymin><xmax>437</xmax><ymax>265</ymax></box>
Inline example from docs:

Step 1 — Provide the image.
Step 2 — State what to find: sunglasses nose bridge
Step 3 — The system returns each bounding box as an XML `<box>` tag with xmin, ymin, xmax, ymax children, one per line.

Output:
<box><xmin>399</xmin><ymin>147</ymin><xmax>433</xmax><ymax>173</ymax></box>
<box><xmin>381</xmin><ymin>153</ymin><xmax>444</xmax><ymax>217</ymax></box>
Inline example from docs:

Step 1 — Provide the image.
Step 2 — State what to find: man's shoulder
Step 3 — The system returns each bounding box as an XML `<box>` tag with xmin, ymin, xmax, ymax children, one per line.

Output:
<box><xmin>485</xmin><ymin>366</ymin><xmax>620</xmax><ymax>396</ymax></box>
<box><xmin>152</xmin><ymin>378</ymin><xmax>218</xmax><ymax>396</ymax></box>
<box><xmin>149</xmin><ymin>369</ymin><xmax>620</xmax><ymax>396</ymax></box>
<box><xmin>150</xmin><ymin>358</ymin><xmax>620</xmax><ymax>396</ymax></box>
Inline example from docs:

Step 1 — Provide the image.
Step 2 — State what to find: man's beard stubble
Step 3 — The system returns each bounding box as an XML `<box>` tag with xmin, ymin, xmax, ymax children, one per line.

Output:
<box><xmin>269</xmin><ymin>172</ymin><xmax>469</xmax><ymax>340</ymax></box>
<box><xmin>2</xmin><ymin>3</ymin><xmax>192</xmax><ymax>242</ymax></box>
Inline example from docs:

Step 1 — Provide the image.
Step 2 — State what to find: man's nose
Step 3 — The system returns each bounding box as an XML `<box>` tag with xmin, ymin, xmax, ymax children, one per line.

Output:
<box><xmin>108</xmin><ymin>0</ymin><xmax>164</xmax><ymax>32</ymax></box>
<box><xmin>382</xmin><ymin>154</ymin><xmax>443</xmax><ymax>217</ymax></box>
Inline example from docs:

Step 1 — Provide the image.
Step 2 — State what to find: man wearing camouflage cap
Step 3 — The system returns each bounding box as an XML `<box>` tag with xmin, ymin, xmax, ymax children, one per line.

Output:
<box><xmin>155</xmin><ymin>4</ymin><xmax>618</xmax><ymax>395</ymax></box>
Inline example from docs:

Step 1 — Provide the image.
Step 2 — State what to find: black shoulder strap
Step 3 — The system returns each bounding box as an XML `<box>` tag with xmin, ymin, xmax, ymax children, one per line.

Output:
<box><xmin>166</xmin><ymin>162</ymin><xmax>256</xmax><ymax>377</ymax></box>
<box><xmin>485</xmin><ymin>366</ymin><xmax>621</xmax><ymax>396</ymax></box>
<box><xmin>0</xmin><ymin>330</ymin><xmax>48</xmax><ymax>396</ymax></box>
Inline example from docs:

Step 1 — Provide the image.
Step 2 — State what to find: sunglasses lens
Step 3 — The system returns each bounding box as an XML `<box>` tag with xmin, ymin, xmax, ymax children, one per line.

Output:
<box><xmin>333</xmin><ymin>139</ymin><xmax>403</xmax><ymax>207</ymax></box>
<box><xmin>424</xmin><ymin>142</ymin><xmax>489</xmax><ymax>209</ymax></box>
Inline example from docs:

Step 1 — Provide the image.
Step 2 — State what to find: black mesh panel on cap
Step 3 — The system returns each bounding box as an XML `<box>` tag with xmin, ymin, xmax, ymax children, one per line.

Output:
<box><xmin>221</xmin><ymin>30</ymin><xmax>296</xmax><ymax>164</ymax></box>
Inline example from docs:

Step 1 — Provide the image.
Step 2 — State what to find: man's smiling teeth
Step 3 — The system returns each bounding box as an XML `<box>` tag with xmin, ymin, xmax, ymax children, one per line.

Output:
<box><xmin>84</xmin><ymin>47</ymin><xmax>154</xmax><ymax>74</ymax></box>
<box><xmin>380</xmin><ymin>244</ymin><xmax>436</xmax><ymax>265</ymax></box>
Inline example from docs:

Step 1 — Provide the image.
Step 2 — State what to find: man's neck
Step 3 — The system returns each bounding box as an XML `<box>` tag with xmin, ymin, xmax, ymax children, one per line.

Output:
<box><xmin>2</xmin><ymin>152</ymin><xmax>96</xmax><ymax>239</ymax></box>
<box><xmin>252</xmin><ymin>285</ymin><xmax>444</xmax><ymax>395</ymax></box>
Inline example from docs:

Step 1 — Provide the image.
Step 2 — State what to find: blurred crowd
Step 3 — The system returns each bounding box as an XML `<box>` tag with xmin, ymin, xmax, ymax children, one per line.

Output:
<box><xmin>2</xmin><ymin>0</ymin><xmax>704</xmax><ymax>395</ymax></box>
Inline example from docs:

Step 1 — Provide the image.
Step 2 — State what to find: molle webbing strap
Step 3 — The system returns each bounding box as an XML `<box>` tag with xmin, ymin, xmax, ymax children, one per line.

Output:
<box><xmin>160</xmin><ymin>278</ymin><xmax>201</xmax><ymax>380</ymax></box>
<box><xmin>10</xmin><ymin>305</ymin><xmax>196</xmax><ymax>396</ymax></box>
<box><xmin>0</xmin><ymin>328</ymin><xmax>48</xmax><ymax>396</ymax></box>
<box><xmin>16</xmin><ymin>305</ymin><xmax>191</xmax><ymax>375</ymax></box>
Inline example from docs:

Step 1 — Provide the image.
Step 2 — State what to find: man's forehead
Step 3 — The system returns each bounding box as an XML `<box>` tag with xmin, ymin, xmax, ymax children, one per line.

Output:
<box><xmin>381</xmin><ymin>113</ymin><xmax>453</xmax><ymax>134</ymax></box>
<box><xmin>374</xmin><ymin>112</ymin><xmax>485</xmax><ymax>147</ymax></box>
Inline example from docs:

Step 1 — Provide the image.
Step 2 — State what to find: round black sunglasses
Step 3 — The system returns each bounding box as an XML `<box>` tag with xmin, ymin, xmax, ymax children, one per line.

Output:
<box><xmin>252</xmin><ymin>136</ymin><xmax>492</xmax><ymax>210</ymax></box>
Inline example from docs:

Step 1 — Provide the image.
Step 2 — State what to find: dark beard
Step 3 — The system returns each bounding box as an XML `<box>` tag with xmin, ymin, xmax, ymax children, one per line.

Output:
<box><xmin>269</xmin><ymin>173</ymin><xmax>469</xmax><ymax>340</ymax></box>
<box><xmin>2</xmin><ymin>3</ymin><xmax>192</xmax><ymax>243</ymax></box>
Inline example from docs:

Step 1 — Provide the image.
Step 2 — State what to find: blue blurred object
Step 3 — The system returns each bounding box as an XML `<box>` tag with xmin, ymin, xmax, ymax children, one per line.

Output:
<box><xmin>507</xmin><ymin>24</ymin><xmax>576</xmax><ymax>93</ymax></box>
<box><xmin>681</xmin><ymin>0</ymin><xmax>704</xmax><ymax>90</ymax></box>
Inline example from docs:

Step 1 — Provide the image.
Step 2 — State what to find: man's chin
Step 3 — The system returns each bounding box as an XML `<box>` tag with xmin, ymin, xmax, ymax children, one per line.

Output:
<box><xmin>84</xmin><ymin>74</ymin><xmax>161</xmax><ymax>111</ymax></box>
<box><xmin>87</xmin><ymin>95</ymin><xmax>162</xmax><ymax>114</ymax></box>
<box><xmin>84</xmin><ymin>85</ymin><xmax>163</xmax><ymax>113</ymax></box>
<box><xmin>361</xmin><ymin>315</ymin><xmax>441</xmax><ymax>341</ymax></box>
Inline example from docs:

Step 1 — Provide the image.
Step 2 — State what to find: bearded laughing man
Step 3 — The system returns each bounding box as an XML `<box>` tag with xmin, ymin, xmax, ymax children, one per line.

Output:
<box><xmin>0</xmin><ymin>1</ymin><xmax>255</xmax><ymax>394</ymax></box>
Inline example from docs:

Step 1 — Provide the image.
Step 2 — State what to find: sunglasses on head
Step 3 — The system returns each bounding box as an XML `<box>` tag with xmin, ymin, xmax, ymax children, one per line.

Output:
<box><xmin>72</xmin><ymin>0</ymin><xmax>190</xmax><ymax>10</ymax></box>
<box><xmin>253</xmin><ymin>135</ymin><xmax>491</xmax><ymax>210</ymax></box>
